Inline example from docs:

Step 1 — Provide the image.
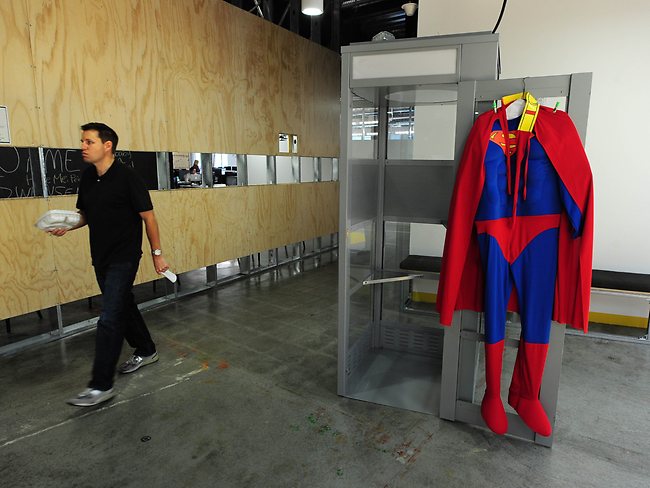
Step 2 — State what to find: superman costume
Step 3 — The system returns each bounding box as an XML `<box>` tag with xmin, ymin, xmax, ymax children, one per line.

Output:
<box><xmin>436</xmin><ymin>92</ymin><xmax>594</xmax><ymax>436</ymax></box>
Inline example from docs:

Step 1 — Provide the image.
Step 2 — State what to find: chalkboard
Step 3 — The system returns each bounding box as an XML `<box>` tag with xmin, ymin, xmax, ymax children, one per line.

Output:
<box><xmin>0</xmin><ymin>147</ymin><xmax>160</xmax><ymax>197</ymax></box>
<box><xmin>43</xmin><ymin>148</ymin><xmax>85</xmax><ymax>196</ymax></box>
<box><xmin>0</xmin><ymin>147</ymin><xmax>42</xmax><ymax>198</ymax></box>
<box><xmin>43</xmin><ymin>148</ymin><xmax>159</xmax><ymax>195</ymax></box>
<box><xmin>114</xmin><ymin>150</ymin><xmax>159</xmax><ymax>190</ymax></box>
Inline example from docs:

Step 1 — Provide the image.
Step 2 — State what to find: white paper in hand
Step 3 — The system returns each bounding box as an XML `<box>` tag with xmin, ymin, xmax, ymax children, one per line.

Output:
<box><xmin>161</xmin><ymin>269</ymin><xmax>177</xmax><ymax>283</ymax></box>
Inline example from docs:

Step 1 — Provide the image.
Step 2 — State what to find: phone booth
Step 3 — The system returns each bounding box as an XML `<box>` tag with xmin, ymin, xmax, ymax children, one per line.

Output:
<box><xmin>338</xmin><ymin>32</ymin><xmax>592</xmax><ymax>446</ymax></box>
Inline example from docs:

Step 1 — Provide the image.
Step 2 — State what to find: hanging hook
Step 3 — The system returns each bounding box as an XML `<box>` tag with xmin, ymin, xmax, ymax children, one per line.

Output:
<box><xmin>523</xmin><ymin>77</ymin><xmax>528</xmax><ymax>97</ymax></box>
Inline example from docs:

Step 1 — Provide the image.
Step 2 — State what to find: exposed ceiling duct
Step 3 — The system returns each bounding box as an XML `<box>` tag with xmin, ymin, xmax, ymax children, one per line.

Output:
<box><xmin>226</xmin><ymin>0</ymin><xmax>418</xmax><ymax>51</ymax></box>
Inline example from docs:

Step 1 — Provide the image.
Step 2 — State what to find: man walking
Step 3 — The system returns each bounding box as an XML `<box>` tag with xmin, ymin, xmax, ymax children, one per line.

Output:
<box><xmin>49</xmin><ymin>122</ymin><xmax>169</xmax><ymax>406</ymax></box>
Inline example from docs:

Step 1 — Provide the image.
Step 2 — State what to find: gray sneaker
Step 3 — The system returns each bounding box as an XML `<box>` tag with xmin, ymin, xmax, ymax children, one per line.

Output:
<box><xmin>118</xmin><ymin>352</ymin><xmax>159</xmax><ymax>374</ymax></box>
<box><xmin>67</xmin><ymin>388</ymin><xmax>115</xmax><ymax>407</ymax></box>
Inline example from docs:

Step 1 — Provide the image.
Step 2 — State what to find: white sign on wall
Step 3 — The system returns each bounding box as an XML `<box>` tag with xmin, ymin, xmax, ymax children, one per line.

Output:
<box><xmin>0</xmin><ymin>106</ymin><xmax>10</xmax><ymax>144</ymax></box>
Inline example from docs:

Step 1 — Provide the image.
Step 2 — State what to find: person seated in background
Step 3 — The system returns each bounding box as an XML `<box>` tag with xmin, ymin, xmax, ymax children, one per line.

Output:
<box><xmin>190</xmin><ymin>160</ymin><xmax>201</xmax><ymax>174</ymax></box>
<box><xmin>188</xmin><ymin>166</ymin><xmax>202</xmax><ymax>183</ymax></box>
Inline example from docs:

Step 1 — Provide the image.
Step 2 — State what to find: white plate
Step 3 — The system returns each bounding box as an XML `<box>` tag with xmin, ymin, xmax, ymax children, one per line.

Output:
<box><xmin>35</xmin><ymin>210</ymin><xmax>81</xmax><ymax>231</ymax></box>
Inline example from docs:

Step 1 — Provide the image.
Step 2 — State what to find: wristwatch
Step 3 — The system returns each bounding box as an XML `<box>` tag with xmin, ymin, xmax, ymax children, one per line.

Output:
<box><xmin>151</xmin><ymin>249</ymin><xmax>162</xmax><ymax>256</ymax></box>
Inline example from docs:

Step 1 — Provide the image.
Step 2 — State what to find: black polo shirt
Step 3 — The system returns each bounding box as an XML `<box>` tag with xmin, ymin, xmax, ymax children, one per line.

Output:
<box><xmin>76</xmin><ymin>161</ymin><xmax>153</xmax><ymax>269</ymax></box>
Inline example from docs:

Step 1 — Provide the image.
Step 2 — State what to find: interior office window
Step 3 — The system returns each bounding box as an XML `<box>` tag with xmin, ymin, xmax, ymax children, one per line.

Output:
<box><xmin>170</xmin><ymin>152</ymin><xmax>191</xmax><ymax>189</ymax></box>
<box><xmin>212</xmin><ymin>154</ymin><xmax>237</xmax><ymax>186</ymax></box>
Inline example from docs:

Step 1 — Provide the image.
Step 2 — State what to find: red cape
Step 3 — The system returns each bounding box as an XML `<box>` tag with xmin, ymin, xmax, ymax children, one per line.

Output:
<box><xmin>436</xmin><ymin>106</ymin><xmax>594</xmax><ymax>332</ymax></box>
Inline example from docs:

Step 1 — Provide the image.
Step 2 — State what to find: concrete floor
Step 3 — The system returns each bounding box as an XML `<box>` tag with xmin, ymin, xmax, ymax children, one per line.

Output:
<box><xmin>1</xmin><ymin>257</ymin><xmax>649</xmax><ymax>488</ymax></box>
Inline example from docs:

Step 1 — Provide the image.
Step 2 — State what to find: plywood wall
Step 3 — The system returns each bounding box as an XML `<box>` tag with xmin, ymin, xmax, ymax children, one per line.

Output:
<box><xmin>0</xmin><ymin>182</ymin><xmax>339</xmax><ymax>319</ymax></box>
<box><xmin>0</xmin><ymin>198</ymin><xmax>58</xmax><ymax>318</ymax></box>
<box><xmin>0</xmin><ymin>0</ymin><xmax>39</xmax><ymax>145</ymax></box>
<box><xmin>2</xmin><ymin>0</ymin><xmax>340</xmax><ymax>156</ymax></box>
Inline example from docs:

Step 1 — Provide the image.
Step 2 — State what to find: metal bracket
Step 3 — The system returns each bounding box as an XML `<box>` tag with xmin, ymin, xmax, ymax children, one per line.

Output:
<box><xmin>362</xmin><ymin>274</ymin><xmax>422</xmax><ymax>286</ymax></box>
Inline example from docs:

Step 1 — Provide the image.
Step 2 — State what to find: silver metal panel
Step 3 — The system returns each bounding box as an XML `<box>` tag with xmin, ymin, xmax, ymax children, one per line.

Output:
<box><xmin>345</xmin><ymin>33</ymin><xmax>498</xmax><ymax>89</ymax></box>
<box><xmin>351</xmin><ymin>74</ymin><xmax>459</xmax><ymax>89</ymax></box>
<box><xmin>536</xmin><ymin>322</ymin><xmax>567</xmax><ymax>447</ymax></box>
<box><xmin>453</xmin><ymin>81</ymin><xmax>478</xmax><ymax>180</ymax></box>
<box><xmin>460</xmin><ymin>41</ymin><xmax>499</xmax><ymax>81</ymax></box>
<box><xmin>55</xmin><ymin>304</ymin><xmax>63</xmax><ymax>334</ymax></box>
<box><xmin>567</xmin><ymin>73</ymin><xmax>593</xmax><ymax>144</ymax></box>
<box><xmin>314</xmin><ymin>157</ymin><xmax>321</xmax><ymax>182</ymax></box>
<box><xmin>371</xmin><ymin>90</ymin><xmax>389</xmax><ymax>349</ymax></box>
<box><xmin>156</xmin><ymin>152</ymin><xmax>170</xmax><ymax>190</ymax></box>
<box><xmin>457</xmin><ymin>311</ymin><xmax>481</xmax><ymax>403</ymax></box>
<box><xmin>345</xmin><ymin>324</ymin><xmax>372</xmax><ymax>378</ymax></box>
<box><xmin>266</xmin><ymin>155</ymin><xmax>276</xmax><ymax>184</ymax></box>
<box><xmin>475</xmin><ymin>75</ymin><xmax>572</xmax><ymax>101</ymax></box>
<box><xmin>38</xmin><ymin>147</ymin><xmax>48</xmax><ymax>197</ymax></box>
<box><xmin>291</xmin><ymin>156</ymin><xmax>300</xmax><ymax>182</ymax></box>
<box><xmin>385</xmin><ymin>159</ymin><xmax>454</xmax><ymax>167</ymax></box>
<box><xmin>380</xmin><ymin>322</ymin><xmax>444</xmax><ymax>357</ymax></box>
<box><xmin>200</xmin><ymin>153</ymin><xmax>212</xmax><ymax>187</ymax></box>
<box><xmin>348</xmin><ymin>161</ymin><xmax>379</xmax><ymax>226</ymax></box>
<box><xmin>341</xmin><ymin>32</ymin><xmax>499</xmax><ymax>54</ymax></box>
<box><xmin>236</xmin><ymin>154</ymin><xmax>248</xmax><ymax>186</ymax></box>
<box><xmin>338</xmin><ymin>52</ymin><xmax>353</xmax><ymax>396</ymax></box>
<box><xmin>439</xmin><ymin>312</ymin><xmax>462</xmax><ymax>421</ymax></box>
<box><xmin>384</xmin><ymin>164</ymin><xmax>454</xmax><ymax>221</ymax></box>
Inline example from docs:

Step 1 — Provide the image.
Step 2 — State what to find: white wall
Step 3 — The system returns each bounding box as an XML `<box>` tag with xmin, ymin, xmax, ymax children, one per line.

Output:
<box><xmin>418</xmin><ymin>0</ymin><xmax>650</xmax><ymax>273</ymax></box>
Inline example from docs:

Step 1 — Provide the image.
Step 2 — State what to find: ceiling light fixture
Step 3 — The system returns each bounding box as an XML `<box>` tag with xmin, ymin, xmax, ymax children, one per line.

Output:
<box><xmin>302</xmin><ymin>0</ymin><xmax>323</xmax><ymax>16</ymax></box>
<box><xmin>401</xmin><ymin>2</ymin><xmax>418</xmax><ymax>17</ymax></box>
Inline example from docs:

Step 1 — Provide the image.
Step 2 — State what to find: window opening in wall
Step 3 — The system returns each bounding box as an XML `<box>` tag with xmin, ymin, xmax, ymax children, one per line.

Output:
<box><xmin>171</xmin><ymin>152</ymin><xmax>191</xmax><ymax>188</ymax></box>
<box><xmin>212</xmin><ymin>154</ymin><xmax>238</xmax><ymax>186</ymax></box>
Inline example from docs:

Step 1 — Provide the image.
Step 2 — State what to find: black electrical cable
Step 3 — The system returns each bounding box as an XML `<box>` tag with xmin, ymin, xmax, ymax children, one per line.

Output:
<box><xmin>492</xmin><ymin>0</ymin><xmax>508</xmax><ymax>33</ymax></box>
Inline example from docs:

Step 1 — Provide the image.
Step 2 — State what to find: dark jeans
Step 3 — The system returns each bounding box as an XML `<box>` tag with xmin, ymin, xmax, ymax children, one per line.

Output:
<box><xmin>89</xmin><ymin>260</ymin><xmax>156</xmax><ymax>391</ymax></box>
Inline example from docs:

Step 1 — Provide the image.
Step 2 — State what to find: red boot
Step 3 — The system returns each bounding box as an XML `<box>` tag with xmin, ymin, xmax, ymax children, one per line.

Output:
<box><xmin>481</xmin><ymin>341</ymin><xmax>508</xmax><ymax>435</ymax></box>
<box><xmin>507</xmin><ymin>339</ymin><xmax>524</xmax><ymax>409</ymax></box>
<box><xmin>509</xmin><ymin>342</ymin><xmax>552</xmax><ymax>436</ymax></box>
